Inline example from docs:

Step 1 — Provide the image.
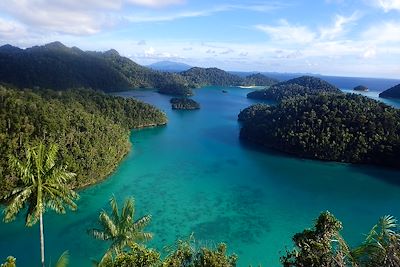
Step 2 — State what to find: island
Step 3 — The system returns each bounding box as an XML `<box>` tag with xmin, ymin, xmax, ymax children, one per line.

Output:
<box><xmin>379</xmin><ymin>83</ymin><xmax>400</xmax><ymax>99</ymax></box>
<box><xmin>353</xmin><ymin>85</ymin><xmax>369</xmax><ymax>92</ymax></box>
<box><xmin>239</xmin><ymin>93</ymin><xmax>400</xmax><ymax>169</ymax></box>
<box><xmin>247</xmin><ymin>76</ymin><xmax>341</xmax><ymax>101</ymax></box>
<box><xmin>170</xmin><ymin>97</ymin><xmax>200</xmax><ymax>110</ymax></box>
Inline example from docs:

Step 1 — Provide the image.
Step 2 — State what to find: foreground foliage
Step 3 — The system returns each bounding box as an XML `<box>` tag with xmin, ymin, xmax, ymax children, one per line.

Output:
<box><xmin>2</xmin><ymin>143</ymin><xmax>78</xmax><ymax>267</ymax></box>
<box><xmin>89</xmin><ymin>196</ymin><xmax>153</xmax><ymax>265</ymax></box>
<box><xmin>0</xmin><ymin>86</ymin><xmax>167</xmax><ymax>197</ymax></box>
<box><xmin>282</xmin><ymin>212</ymin><xmax>400</xmax><ymax>267</ymax></box>
<box><xmin>239</xmin><ymin>93</ymin><xmax>400</xmax><ymax>168</ymax></box>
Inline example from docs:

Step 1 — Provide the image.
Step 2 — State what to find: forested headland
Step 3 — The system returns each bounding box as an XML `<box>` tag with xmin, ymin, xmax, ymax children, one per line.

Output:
<box><xmin>379</xmin><ymin>83</ymin><xmax>400</xmax><ymax>99</ymax></box>
<box><xmin>247</xmin><ymin>76</ymin><xmax>341</xmax><ymax>101</ymax></box>
<box><xmin>239</xmin><ymin>93</ymin><xmax>400</xmax><ymax>168</ymax></box>
<box><xmin>0</xmin><ymin>85</ymin><xmax>167</xmax><ymax>197</ymax></box>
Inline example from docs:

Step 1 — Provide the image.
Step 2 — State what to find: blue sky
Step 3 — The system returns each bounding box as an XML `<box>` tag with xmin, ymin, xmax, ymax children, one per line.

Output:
<box><xmin>0</xmin><ymin>0</ymin><xmax>400</xmax><ymax>78</ymax></box>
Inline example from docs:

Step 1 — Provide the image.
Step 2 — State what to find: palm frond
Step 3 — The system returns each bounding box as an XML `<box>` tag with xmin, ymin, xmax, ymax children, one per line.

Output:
<box><xmin>121</xmin><ymin>197</ymin><xmax>134</xmax><ymax>223</ymax></box>
<box><xmin>88</xmin><ymin>229</ymin><xmax>111</xmax><ymax>241</ymax></box>
<box><xmin>109</xmin><ymin>196</ymin><xmax>119</xmax><ymax>223</ymax></box>
<box><xmin>133</xmin><ymin>215</ymin><xmax>152</xmax><ymax>230</ymax></box>
<box><xmin>54</xmin><ymin>250</ymin><xmax>69</xmax><ymax>267</ymax></box>
<box><xmin>99</xmin><ymin>212</ymin><xmax>118</xmax><ymax>237</ymax></box>
<box><xmin>3</xmin><ymin>187</ymin><xmax>33</xmax><ymax>223</ymax></box>
<box><xmin>44</xmin><ymin>144</ymin><xmax>58</xmax><ymax>171</ymax></box>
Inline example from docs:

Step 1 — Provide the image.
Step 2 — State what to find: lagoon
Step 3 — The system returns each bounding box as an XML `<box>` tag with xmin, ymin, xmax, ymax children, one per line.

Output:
<box><xmin>1</xmin><ymin>86</ymin><xmax>400</xmax><ymax>266</ymax></box>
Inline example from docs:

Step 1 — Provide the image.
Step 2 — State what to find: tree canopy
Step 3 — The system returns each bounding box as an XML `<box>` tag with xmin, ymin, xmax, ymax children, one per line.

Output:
<box><xmin>247</xmin><ymin>76</ymin><xmax>341</xmax><ymax>101</ymax></box>
<box><xmin>0</xmin><ymin>86</ymin><xmax>167</xmax><ymax>197</ymax></box>
<box><xmin>239</xmin><ymin>93</ymin><xmax>400</xmax><ymax>168</ymax></box>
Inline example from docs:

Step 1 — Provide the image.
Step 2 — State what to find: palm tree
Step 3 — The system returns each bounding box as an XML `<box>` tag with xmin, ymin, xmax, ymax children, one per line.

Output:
<box><xmin>352</xmin><ymin>215</ymin><xmax>400</xmax><ymax>267</ymax></box>
<box><xmin>2</xmin><ymin>143</ymin><xmax>79</xmax><ymax>267</ymax></box>
<box><xmin>88</xmin><ymin>196</ymin><xmax>152</xmax><ymax>263</ymax></box>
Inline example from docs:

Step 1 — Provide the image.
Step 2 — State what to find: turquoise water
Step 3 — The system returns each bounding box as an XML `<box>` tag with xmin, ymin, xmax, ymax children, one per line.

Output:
<box><xmin>1</xmin><ymin>86</ymin><xmax>400</xmax><ymax>266</ymax></box>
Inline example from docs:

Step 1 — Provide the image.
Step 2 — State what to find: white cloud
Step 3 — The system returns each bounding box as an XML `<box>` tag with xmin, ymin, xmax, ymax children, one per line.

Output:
<box><xmin>255</xmin><ymin>20</ymin><xmax>316</xmax><ymax>44</ymax></box>
<box><xmin>126</xmin><ymin>0</ymin><xmax>184</xmax><ymax>8</ymax></box>
<box><xmin>362</xmin><ymin>21</ymin><xmax>400</xmax><ymax>43</ymax></box>
<box><xmin>0</xmin><ymin>17</ymin><xmax>27</xmax><ymax>39</ymax></box>
<box><xmin>371</xmin><ymin>0</ymin><xmax>400</xmax><ymax>12</ymax></box>
<box><xmin>362</xmin><ymin>46</ymin><xmax>377</xmax><ymax>58</ymax></box>
<box><xmin>319</xmin><ymin>12</ymin><xmax>360</xmax><ymax>40</ymax></box>
<box><xmin>0</xmin><ymin>0</ymin><xmax>188</xmax><ymax>37</ymax></box>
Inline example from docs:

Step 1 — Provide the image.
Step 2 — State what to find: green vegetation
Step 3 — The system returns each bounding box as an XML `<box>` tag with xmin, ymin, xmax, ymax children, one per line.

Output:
<box><xmin>0</xmin><ymin>86</ymin><xmax>167</xmax><ymax>197</ymax></box>
<box><xmin>2</xmin><ymin>143</ymin><xmax>79</xmax><ymax>267</ymax></box>
<box><xmin>247</xmin><ymin>76</ymin><xmax>341</xmax><ymax>101</ymax></box>
<box><xmin>0</xmin><ymin>256</ymin><xmax>16</xmax><ymax>267</ymax></box>
<box><xmin>281</xmin><ymin>212</ymin><xmax>400</xmax><ymax>267</ymax></box>
<box><xmin>239</xmin><ymin>93</ymin><xmax>400</xmax><ymax>168</ymax></box>
<box><xmin>157</xmin><ymin>78</ymin><xmax>193</xmax><ymax>96</ymax></box>
<box><xmin>181</xmin><ymin>67</ymin><xmax>243</xmax><ymax>87</ymax></box>
<box><xmin>0</xmin><ymin>42</ymin><xmax>188</xmax><ymax>92</ymax></box>
<box><xmin>0</xmin><ymin>43</ymin><xmax>281</xmax><ymax>97</ymax></box>
<box><xmin>90</xmin><ymin>197</ymin><xmax>236</xmax><ymax>267</ymax></box>
<box><xmin>170</xmin><ymin>98</ymin><xmax>200</xmax><ymax>110</ymax></box>
<box><xmin>379</xmin><ymin>83</ymin><xmax>400</xmax><ymax>99</ymax></box>
<box><xmin>354</xmin><ymin>85</ymin><xmax>369</xmax><ymax>92</ymax></box>
<box><xmin>242</xmin><ymin>73</ymin><xmax>278</xmax><ymax>87</ymax></box>
<box><xmin>88</xmin><ymin>196</ymin><xmax>152</xmax><ymax>265</ymax></box>
<box><xmin>162</xmin><ymin>237</ymin><xmax>237</xmax><ymax>267</ymax></box>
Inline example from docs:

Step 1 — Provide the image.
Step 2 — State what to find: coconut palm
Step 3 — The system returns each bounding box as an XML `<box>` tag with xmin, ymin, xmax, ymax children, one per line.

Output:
<box><xmin>88</xmin><ymin>196</ymin><xmax>152</xmax><ymax>263</ymax></box>
<box><xmin>2</xmin><ymin>143</ymin><xmax>79</xmax><ymax>267</ymax></box>
<box><xmin>352</xmin><ymin>215</ymin><xmax>400</xmax><ymax>267</ymax></box>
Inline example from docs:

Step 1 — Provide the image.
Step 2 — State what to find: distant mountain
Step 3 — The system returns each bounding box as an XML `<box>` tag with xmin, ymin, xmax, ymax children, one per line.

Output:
<box><xmin>379</xmin><ymin>84</ymin><xmax>400</xmax><ymax>99</ymax></box>
<box><xmin>148</xmin><ymin>61</ymin><xmax>192</xmax><ymax>72</ymax></box>
<box><xmin>0</xmin><ymin>42</ymin><xmax>188</xmax><ymax>92</ymax></box>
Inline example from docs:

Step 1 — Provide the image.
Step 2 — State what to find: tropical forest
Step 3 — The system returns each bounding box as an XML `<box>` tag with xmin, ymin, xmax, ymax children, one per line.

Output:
<box><xmin>1</xmin><ymin>1</ymin><xmax>400</xmax><ymax>266</ymax></box>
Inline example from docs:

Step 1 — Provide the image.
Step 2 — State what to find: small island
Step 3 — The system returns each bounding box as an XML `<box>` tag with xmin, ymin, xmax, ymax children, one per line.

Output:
<box><xmin>170</xmin><ymin>97</ymin><xmax>200</xmax><ymax>110</ymax></box>
<box><xmin>353</xmin><ymin>85</ymin><xmax>369</xmax><ymax>92</ymax></box>
<box><xmin>239</xmin><ymin>93</ymin><xmax>400</xmax><ymax>169</ymax></box>
<box><xmin>379</xmin><ymin>83</ymin><xmax>400</xmax><ymax>99</ymax></box>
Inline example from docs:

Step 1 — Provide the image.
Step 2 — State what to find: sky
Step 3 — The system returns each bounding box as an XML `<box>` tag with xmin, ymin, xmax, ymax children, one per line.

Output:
<box><xmin>0</xmin><ymin>0</ymin><xmax>400</xmax><ymax>78</ymax></box>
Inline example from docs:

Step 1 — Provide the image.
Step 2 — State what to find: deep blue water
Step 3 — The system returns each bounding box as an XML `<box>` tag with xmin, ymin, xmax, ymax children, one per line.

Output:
<box><xmin>0</xmin><ymin>86</ymin><xmax>400</xmax><ymax>266</ymax></box>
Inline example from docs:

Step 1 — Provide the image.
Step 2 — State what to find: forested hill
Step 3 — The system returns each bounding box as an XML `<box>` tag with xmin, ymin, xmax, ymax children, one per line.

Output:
<box><xmin>180</xmin><ymin>67</ymin><xmax>243</xmax><ymax>87</ymax></box>
<box><xmin>379</xmin><ymin>84</ymin><xmax>400</xmax><ymax>99</ymax></box>
<box><xmin>0</xmin><ymin>86</ymin><xmax>167</xmax><ymax>197</ymax></box>
<box><xmin>239</xmin><ymin>93</ymin><xmax>400</xmax><ymax>168</ymax></box>
<box><xmin>0</xmin><ymin>42</ymin><xmax>188</xmax><ymax>92</ymax></box>
<box><xmin>243</xmin><ymin>73</ymin><xmax>278</xmax><ymax>86</ymax></box>
<box><xmin>247</xmin><ymin>76</ymin><xmax>341</xmax><ymax>101</ymax></box>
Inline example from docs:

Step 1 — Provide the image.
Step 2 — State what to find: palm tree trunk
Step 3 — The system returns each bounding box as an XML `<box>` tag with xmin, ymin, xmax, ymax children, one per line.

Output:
<box><xmin>40</xmin><ymin>212</ymin><xmax>45</xmax><ymax>267</ymax></box>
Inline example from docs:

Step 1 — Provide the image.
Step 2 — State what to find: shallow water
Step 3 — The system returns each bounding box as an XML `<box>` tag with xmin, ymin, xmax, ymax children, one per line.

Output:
<box><xmin>1</xmin><ymin>86</ymin><xmax>400</xmax><ymax>266</ymax></box>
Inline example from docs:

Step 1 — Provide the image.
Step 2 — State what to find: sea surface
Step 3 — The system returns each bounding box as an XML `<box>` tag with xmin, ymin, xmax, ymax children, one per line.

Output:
<box><xmin>1</xmin><ymin>86</ymin><xmax>400</xmax><ymax>266</ymax></box>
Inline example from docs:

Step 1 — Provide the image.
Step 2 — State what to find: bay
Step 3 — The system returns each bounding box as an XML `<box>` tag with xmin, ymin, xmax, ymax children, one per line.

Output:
<box><xmin>1</xmin><ymin>86</ymin><xmax>400</xmax><ymax>266</ymax></box>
